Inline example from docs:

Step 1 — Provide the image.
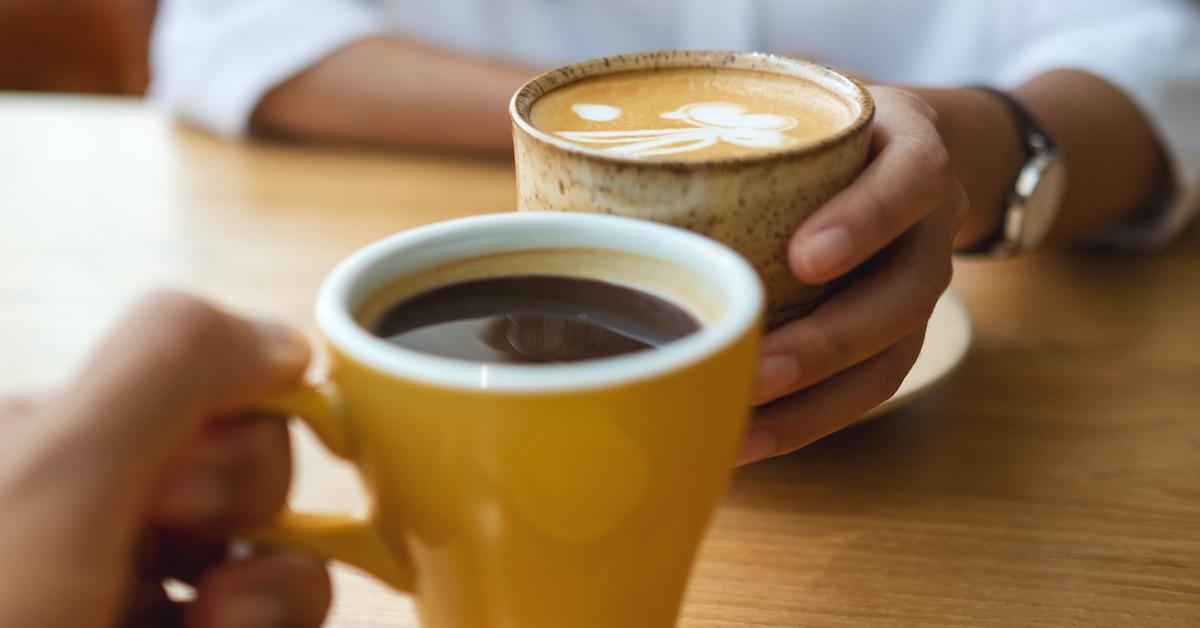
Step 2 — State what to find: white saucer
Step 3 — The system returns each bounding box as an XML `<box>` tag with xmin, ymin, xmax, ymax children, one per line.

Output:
<box><xmin>862</xmin><ymin>290</ymin><xmax>972</xmax><ymax>419</ymax></box>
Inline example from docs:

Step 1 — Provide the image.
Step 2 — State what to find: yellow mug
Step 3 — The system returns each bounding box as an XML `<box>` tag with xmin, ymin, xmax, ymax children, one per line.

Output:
<box><xmin>252</xmin><ymin>212</ymin><xmax>763</xmax><ymax>627</ymax></box>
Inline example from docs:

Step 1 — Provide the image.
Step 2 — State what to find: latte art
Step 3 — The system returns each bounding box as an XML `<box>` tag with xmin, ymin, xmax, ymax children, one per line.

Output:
<box><xmin>531</xmin><ymin>67</ymin><xmax>853</xmax><ymax>160</ymax></box>
<box><xmin>572</xmin><ymin>103</ymin><xmax>622</xmax><ymax>122</ymax></box>
<box><xmin>557</xmin><ymin>102</ymin><xmax>799</xmax><ymax>158</ymax></box>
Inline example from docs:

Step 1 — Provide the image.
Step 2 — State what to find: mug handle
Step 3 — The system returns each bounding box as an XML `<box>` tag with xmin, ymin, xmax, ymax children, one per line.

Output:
<box><xmin>243</xmin><ymin>382</ymin><xmax>415</xmax><ymax>592</ymax></box>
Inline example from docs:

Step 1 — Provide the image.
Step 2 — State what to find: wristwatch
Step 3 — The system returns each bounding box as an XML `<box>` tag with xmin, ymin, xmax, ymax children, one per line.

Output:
<box><xmin>960</xmin><ymin>87</ymin><xmax>1067</xmax><ymax>258</ymax></box>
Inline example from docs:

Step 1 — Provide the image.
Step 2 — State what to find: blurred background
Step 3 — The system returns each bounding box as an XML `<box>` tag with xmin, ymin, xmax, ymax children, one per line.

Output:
<box><xmin>0</xmin><ymin>0</ymin><xmax>155</xmax><ymax>95</ymax></box>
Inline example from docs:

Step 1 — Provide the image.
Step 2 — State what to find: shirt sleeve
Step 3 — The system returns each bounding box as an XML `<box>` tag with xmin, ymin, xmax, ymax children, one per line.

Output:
<box><xmin>147</xmin><ymin>0</ymin><xmax>384</xmax><ymax>138</ymax></box>
<box><xmin>993</xmin><ymin>0</ymin><xmax>1200</xmax><ymax>249</ymax></box>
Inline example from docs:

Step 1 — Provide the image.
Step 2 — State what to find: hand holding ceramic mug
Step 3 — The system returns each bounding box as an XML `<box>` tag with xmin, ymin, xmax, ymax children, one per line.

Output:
<box><xmin>512</xmin><ymin>51</ymin><xmax>876</xmax><ymax>325</ymax></box>
<box><xmin>0</xmin><ymin>294</ymin><xmax>329</xmax><ymax>628</ymax></box>
<box><xmin>742</xmin><ymin>87</ymin><xmax>968</xmax><ymax>463</ymax></box>
<box><xmin>511</xmin><ymin>52</ymin><xmax>963</xmax><ymax>465</ymax></box>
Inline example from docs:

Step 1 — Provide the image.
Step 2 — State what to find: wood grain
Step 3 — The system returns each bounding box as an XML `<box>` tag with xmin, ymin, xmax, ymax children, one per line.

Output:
<box><xmin>2</xmin><ymin>94</ymin><xmax>1197</xmax><ymax>627</ymax></box>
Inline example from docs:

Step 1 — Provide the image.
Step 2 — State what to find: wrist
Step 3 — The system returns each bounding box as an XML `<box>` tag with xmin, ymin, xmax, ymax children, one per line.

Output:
<box><xmin>900</xmin><ymin>87</ymin><xmax>1026</xmax><ymax>249</ymax></box>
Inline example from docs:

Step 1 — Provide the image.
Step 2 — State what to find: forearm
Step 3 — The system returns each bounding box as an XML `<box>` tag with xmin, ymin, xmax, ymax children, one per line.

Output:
<box><xmin>909</xmin><ymin>70</ymin><xmax>1168</xmax><ymax>247</ymax></box>
<box><xmin>251</xmin><ymin>36</ymin><xmax>539</xmax><ymax>153</ymax></box>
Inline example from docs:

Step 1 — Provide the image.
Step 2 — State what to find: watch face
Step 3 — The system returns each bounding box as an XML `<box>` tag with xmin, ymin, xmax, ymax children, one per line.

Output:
<box><xmin>1008</xmin><ymin>154</ymin><xmax>1066</xmax><ymax>250</ymax></box>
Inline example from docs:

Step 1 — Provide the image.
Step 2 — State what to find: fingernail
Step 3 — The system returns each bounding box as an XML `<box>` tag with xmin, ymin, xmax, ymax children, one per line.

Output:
<box><xmin>254</xmin><ymin>321</ymin><xmax>308</xmax><ymax>368</ymax></box>
<box><xmin>158</xmin><ymin>465</ymin><xmax>229</xmax><ymax>523</ymax></box>
<box><xmin>755</xmin><ymin>355</ymin><xmax>799</xmax><ymax>403</ymax></box>
<box><xmin>213</xmin><ymin>592</ymin><xmax>286</xmax><ymax>628</ymax></box>
<box><xmin>736</xmin><ymin>429</ymin><xmax>777</xmax><ymax>466</ymax></box>
<box><xmin>796</xmin><ymin>227</ymin><xmax>852</xmax><ymax>279</ymax></box>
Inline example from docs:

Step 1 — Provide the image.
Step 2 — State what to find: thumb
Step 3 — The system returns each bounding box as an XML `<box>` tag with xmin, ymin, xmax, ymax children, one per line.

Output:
<box><xmin>44</xmin><ymin>292</ymin><xmax>309</xmax><ymax>491</ymax></box>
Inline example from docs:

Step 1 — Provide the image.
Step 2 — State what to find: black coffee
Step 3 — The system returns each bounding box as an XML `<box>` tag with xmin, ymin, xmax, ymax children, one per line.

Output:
<box><xmin>367</xmin><ymin>275</ymin><xmax>700</xmax><ymax>363</ymax></box>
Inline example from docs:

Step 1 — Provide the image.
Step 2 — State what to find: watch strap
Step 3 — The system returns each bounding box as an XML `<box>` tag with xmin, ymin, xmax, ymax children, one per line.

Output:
<box><xmin>974</xmin><ymin>86</ymin><xmax>1057</xmax><ymax>156</ymax></box>
<box><xmin>958</xmin><ymin>86</ymin><xmax>1055</xmax><ymax>256</ymax></box>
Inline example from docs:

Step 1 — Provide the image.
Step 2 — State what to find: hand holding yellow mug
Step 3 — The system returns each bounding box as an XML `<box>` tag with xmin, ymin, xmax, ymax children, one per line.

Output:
<box><xmin>249</xmin><ymin>213</ymin><xmax>763</xmax><ymax>627</ymax></box>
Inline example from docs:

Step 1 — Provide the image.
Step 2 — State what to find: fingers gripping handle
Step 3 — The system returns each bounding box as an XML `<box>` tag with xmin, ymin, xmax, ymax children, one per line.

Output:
<box><xmin>246</xmin><ymin>382</ymin><xmax>414</xmax><ymax>592</ymax></box>
<box><xmin>249</xmin><ymin>511</ymin><xmax>413</xmax><ymax>592</ymax></box>
<box><xmin>255</xmin><ymin>382</ymin><xmax>351</xmax><ymax>458</ymax></box>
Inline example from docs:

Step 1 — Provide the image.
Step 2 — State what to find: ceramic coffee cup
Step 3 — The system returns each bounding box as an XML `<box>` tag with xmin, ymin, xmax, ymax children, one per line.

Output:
<box><xmin>247</xmin><ymin>212</ymin><xmax>763</xmax><ymax>628</ymax></box>
<box><xmin>511</xmin><ymin>50</ymin><xmax>874</xmax><ymax>326</ymax></box>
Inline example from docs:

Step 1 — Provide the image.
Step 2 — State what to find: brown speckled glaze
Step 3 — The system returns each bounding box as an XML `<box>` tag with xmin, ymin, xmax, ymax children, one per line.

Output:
<box><xmin>511</xmin><ymin>50</ymin><xmax>875</xmax><ymax>326</ymax></box>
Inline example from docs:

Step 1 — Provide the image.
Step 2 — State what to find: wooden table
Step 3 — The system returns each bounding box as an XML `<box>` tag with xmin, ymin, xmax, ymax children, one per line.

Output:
<box><xmin>3</xmin><ymin>94</ymin><xmax>1198</xmax><ymax>626</ymax></box>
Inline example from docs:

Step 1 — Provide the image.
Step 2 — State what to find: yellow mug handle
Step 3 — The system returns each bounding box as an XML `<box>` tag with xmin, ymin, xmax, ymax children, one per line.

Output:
<box><xmin>245</xmin><ymin>382</ymin><xmax>414</xmax><ymax>592</ymax></box>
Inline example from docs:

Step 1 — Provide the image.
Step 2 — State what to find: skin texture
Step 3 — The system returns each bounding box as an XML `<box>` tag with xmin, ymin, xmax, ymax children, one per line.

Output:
<box><xmin>250</xmin><ymin>37</ymin><xmax>1168</xmax><ymax>465</ymax></box>
<box><xmin>0</xmin><ymin>294</ymin><xmax>329</xmax><ymax>627</ymax></box>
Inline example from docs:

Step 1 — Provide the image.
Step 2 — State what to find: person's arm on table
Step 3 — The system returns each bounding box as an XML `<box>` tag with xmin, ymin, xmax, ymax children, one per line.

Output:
<box><xmin>251</xmin><ymin>36</ymin><xmax>538</xmax><ymax>153</ymax></box>
<box><xmin>150</xmin><ymin>0</ymin><xmax>535</xmax><ymax>153</ymax></box>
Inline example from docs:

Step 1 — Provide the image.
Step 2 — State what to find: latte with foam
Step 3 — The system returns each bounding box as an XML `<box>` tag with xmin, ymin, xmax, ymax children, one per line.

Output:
<box><xmin>529</xmin><ymin>67</ymin><xmax>854</xmax><ymax>160</ymax></box>
<box><xmin>513</xmin><ymin>51</ymin><xmax>874</xmax><ymax>326</ymax></box>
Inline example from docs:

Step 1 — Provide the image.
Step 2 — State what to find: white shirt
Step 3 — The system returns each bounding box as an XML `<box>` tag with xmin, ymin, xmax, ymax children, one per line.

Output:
<box><xmin>150</xmin><ymin>0</ymin><xmax>1200</xmax><ymax>247</ymax></box>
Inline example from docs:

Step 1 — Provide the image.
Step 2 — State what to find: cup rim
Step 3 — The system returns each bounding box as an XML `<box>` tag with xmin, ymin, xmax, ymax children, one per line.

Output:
<box><xmin>510</xmin><ymin>49</ymin><xmax>875</xmax><ymax>169</ymax></box>
<box><xmin>315</xmin><ymin>213</ymin><xmax>763</xmax><ymax>392</ymax></box>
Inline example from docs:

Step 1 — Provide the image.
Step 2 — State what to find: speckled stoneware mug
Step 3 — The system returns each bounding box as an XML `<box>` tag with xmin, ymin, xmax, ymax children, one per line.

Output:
<box><xmin>511</xmin><ymin>50</ymin><xmax>874</xmax><ymax>326</ymax></box>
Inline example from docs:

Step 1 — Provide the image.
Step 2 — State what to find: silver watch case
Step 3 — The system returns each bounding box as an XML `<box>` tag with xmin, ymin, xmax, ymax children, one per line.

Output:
<box><xmin>995</xmin><ymin>141</ymin><xmax>1067</xmax><ymax>259</ymax></box>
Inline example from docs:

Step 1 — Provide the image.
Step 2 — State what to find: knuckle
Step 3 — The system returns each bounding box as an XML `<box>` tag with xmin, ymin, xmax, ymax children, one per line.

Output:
<box><xmin>933</xmin><ymin>253</ymin><xmax>954</xmax><ymax>292</ymax></box>
<box><xmin>859</xmin><ymin>187</ymin><xmax>897</xmax><ymax>235</ymax></box>
<box><xmin>934</xmin><ymin>152</ymin><xmax>955</xmax><ymax>192</ymax></box>
<box><xmin>950</xmin><ymin>181</ymin><xmax>971</xmax><ymax>226</ymax></box>
<box><xmin>942</xmin><ymin>255</ymin><xmax>956</xmax><ymax>289</ymax></box>
<box><xmin>248</xmin><ymin>416</ymin><xmax>290</xmax><ymax>457</ymax></box>
<box><xmin>225</xmin><ymin>419</ymin><xmax>292</xmax><ymax>522</ymax></box>
<box><xmin>809</xmin><ymin>325</ymin><xmax>853</xmax><ymax>376</ymax></box>
<box><xmin>0</xmin><ymin>394</ymin><xmax>39</xmax><ymax>419</ymax></box>
<box><xmin>912</xmin><ymin>95</ymin><xmax>939</xmax><ymax>125</ymax></box>
<box><xmin>231</xmin><ymin>414</ymin><xmax>288</xmax><ymax>452</ymax></box>
<box><xmin>898</xmin><ymin>294</ymin><xmax>934</xmax><ymax>335</ymax></box>
<box><xmin>923</xmin><ymin>258</ymin><xmax>953</xmax><ymax>306</ymax></box>
<box><xmin>912</xmin><ymin>138</ymin><xmax>952</xmax><ymax>183</ymax></box>
<box><xmin>885</xmin><ymin>87</ymin><xmax>939</xmax><ymax>124</ymax></box>
<box><xmin>769</xmin><ymin>323</ymin><xmax>848</xmax><ymax>386</ymax></box>
<box><xmin>136</xmin><ymin>291</ymin><xmax>239</xmax><ymax>360</ymax></box>
<box><xmin>879</xmin><ymin>336</ymin><xmax>925</xmax><ymax>401</ymax></box>
<box><xmin>903</xmin><ymin>259</ymin><xmax>951</xmax><ymax>329</ymax></box>
<box><xmin>893</xmin><ymin>135</ymin><xmax>954</xmax><ymax>212</ymax></box>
